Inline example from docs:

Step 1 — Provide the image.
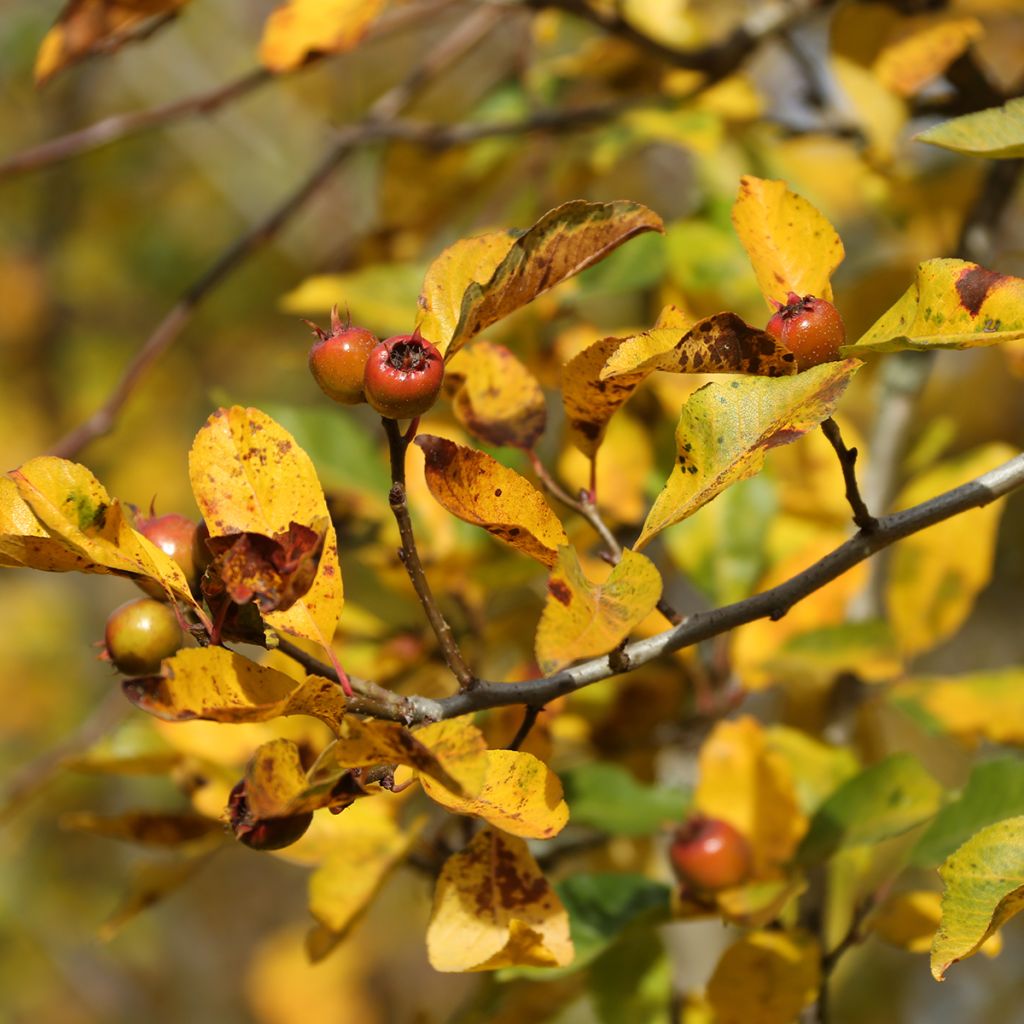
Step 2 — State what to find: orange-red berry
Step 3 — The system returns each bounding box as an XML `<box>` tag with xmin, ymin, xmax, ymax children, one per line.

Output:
<box><xmin>363</xmin><ymin>330</ymin><xmax>444</xmax><ymax>419</ymax></box>
<box><xmin>765</xmin><ymin>292</ymin><xmax>846</xmax><ymax>371</ymax></box>
<box><xmin>307</xmin><ymin>305</ymin><xmax>380</xmax><ymax>404</ymax></box>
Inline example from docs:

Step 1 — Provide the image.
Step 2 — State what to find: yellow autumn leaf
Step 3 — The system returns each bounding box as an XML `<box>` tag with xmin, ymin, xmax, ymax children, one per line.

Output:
<box><xmin>731</xmin><ymin>175</ymin><xmax>844</xmax><ymax>307</ymax></box>
<box><xmin>636</xmin><ymin>361</ymin><xmax>859</xmax><ymax>549</ymax></box>
<box><xmin>893</xmin><ymin>668</ymin><xmax>1024</xmax><ymax>746</ymax></box>
<box><xmin>445</xmin><ymin>342</ymin><xmax>546</xmax><ymax>449</ymax></box>
<box><xmin>308</xmin><ymin>799</ymin><xmax>420</xmax><ymax>937</ymax></box>
<box><xmin>122</xmin><ymin>647</ymin><xmax>348</xmax><ymax>732</ymax></box>
<box><xmin>869</xmin><ymin>889</ymin><xmax>1001</xmax><ymax>958</ymax></box>
<box><xmin>874</xmin><ymin>15</ymin><xmax>983</xmax><ymax>97</ymax></box>
<box><xmin>243</xmin><ymin>738</ymin><xmax>309</xmax><ymax>820</ymax></box>
<box><xmin>562</xmin><ymin>336</ymin><xmax>651</xmax><ymax>459</ymax></box>
<box><xmin>694</xmin><ymin>716</ymin><xmax>806</xmax><ymax>876</ymax></box>
<box><xmin>599</xmin><ymin>312</ymin><xmax>796</xmax><ymax>382</ymax></box>
<box><xmin>449</xmin><ymin>200</ymin><xmax>664</xmax><ymax>355</ymax></box>
<box><xmin>534</xmin><ymin>546</ymin><xmax>662</xmax><ymax>674</ymax></box>
<box><xmin>886</xmin><ymin>443</ymin><xmax>1015</xmax><ymax>658</ymax></box>
<box><xmin>35</xmin><ymin>0</ymin><xmax>189</xmax><ymax>85</ymax></box>
<box><xmin>846</xmin><ymin>259</ymin><xmax>1024</xmax><ymax>353</ymax></box>
<box><xmin>319</xmin><ymin>715</ymin><xmax>487</xmax><ymax>798</ymax></box>
<box><xmin>414</xmin><ymin>716</ymin><xmax>490</xmax><ymax>799</ymax></box>
<box><xmin>414</xmin><ymin>435</ymin><xmax>568</xmax><ymax>566</ymax></box>
<box><xmin>931</xmin><ymin>816</ymin><xmax>1024</xmax><ymax>980</ymax></box>
<box><xmin>415</xmin><ymin>231</ymin><xmax>517</xmax><ymax>353</ymax></box>
<box><xmin>188</xmin><ymin>406</ymin><xmax>343</xmax><ymax>648</ymax></box>
<box><xmin>426</xmin><ymin>827</ymin><xmax>573</xmax><ymax>972</ymax></box>
<box><xmin>6</xmin><ymin>457</ymin><xmax>202</xmax><ymax>613</ymax></box>
<box><xmin>60</xmin><ymin>811</ymin><xmax>223</xmax><ymax>847</ymax></box>
<box><xmin>420</xmin><ymin>748</ymin><xmax>568</xmax><ymax>840</ymax></box>
<box><xmin>916</xmin><ymin>96</ymin><xmax>1024</xmax><ymax>160</ymax></box>
<box><xmin>259</xmin><ymin>0</ymin><xmax>385</xmax><ymax>73</ymax></box>
<box><xmin>707</xmin><ymin>929</ymin><xmax>820</xmax><ymax>1024</ymax></box>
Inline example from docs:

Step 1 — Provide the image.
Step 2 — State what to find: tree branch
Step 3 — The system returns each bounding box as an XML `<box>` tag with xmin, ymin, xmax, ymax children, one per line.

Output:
<box><xmin>382</xmin><ymin>418</ymin><xmax>477</xmax><ymax>691</ymax></box>
<box><xmin>821</xmin><ymin>417</ymin><xmax>877</xmax><ymax>532</ymax></box>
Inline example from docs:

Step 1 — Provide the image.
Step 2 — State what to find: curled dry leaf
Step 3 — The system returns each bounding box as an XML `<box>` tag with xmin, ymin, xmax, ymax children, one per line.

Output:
<box><xmin>415</xmin><ymin>435</ymin><xmax>568</xmax><ymax>567</ymax></box>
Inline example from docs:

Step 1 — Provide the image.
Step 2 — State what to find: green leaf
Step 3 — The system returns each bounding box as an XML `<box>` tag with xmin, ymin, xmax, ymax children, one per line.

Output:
<box><xmin>588</xmin><ymin>927</ymin><xmax>671</xmax><ymax>1024</ymax></box>
<box><xmin>574</xmin><ymin>230</ymin><xmax>667</xmax><ymax>295</ymax></box>
<box><xmin>916</xmin><ymin>97</ymin><xmax>1024</xmax><ymax>159</ymax></box>
<box><xmin>931</xmin><ymin>816</ymin><xmax>1024</xmax><ymax>980</ymax></box>
<box><xmin>562</xmin><ymin>762</ymin><xmax>690</xmax><ymax>837</ymax></box>
<box><xmin>795</xmin><ymin>753</ymin><xmax>943</xmax><ymax>866</ymax></box>
<box><xmin>912</xmin><ymin>759</ymin><xmax>1024</xmax><ymax>868</ymax></box>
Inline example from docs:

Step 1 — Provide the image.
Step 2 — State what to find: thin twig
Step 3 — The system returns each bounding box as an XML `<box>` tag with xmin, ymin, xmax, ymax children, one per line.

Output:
<box><xmin>506</xmin><ymin>704</ymin><xmax>543</xmax><ymax>750</ymax></box>
<box><xmin>46</xmin><ymin>4</ymin><xmax>508</xmax><ymax>461</ymax></box>
<box><xmin>820</xmin><ymin>418</ymin><xmax>877</xmax><ymax>532</ymax></box>
<box><xmin>273</xmin><ymin>636</ymin><xmax>402</xmax><ymax>709</ymax></box>
<box><xmin>382</xmin><ymin>417</ymin><xmax>477</xmax><ymax>691</ymax></box>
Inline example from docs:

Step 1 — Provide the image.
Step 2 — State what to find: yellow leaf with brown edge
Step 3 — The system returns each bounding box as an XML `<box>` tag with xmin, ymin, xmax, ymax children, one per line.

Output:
<box><xmin>426</xmin><ymin>826</ymin><xmax>573</xmax><ymax>972</ymax></box>
<box><xmin>414</xmin><ymin>435</ymin><xmax>568</xmax><ymax>567</ymax></box>
<box><xmin>636</xmin><ymin>361</ymin><xmax>859</xmax><ymax>550</ymax></box>
<box><xmin>731</xmin><ymin>175</ymin><xmax>844</xmax><ymax>308</ymax></box>
<box><xmin>886</xmin><ymin>443</ymin><xmax>1015</xmax><ymax>658</ymax></box>
<box><xmin>874</xmin><ymin>15</ymin><xmax>983</xmax><ymax>97</ymax></box>
<box><xmin>416</xmin><ymin>231</ymin><xmax>517</xmax><ymax>354</ymax></box>
<box><xmin>448</xmin><ymin>200</ymin><xmax>664</xmax><ymax>355</ymax></box>
<box><xmin>308</xmin><ymin>800</ymin><xmax>422</xmax><ymax>939</ymax></box>
<box><xmin>707</xmin><ymin>929</ymin><xmax>820</xmax><ymax>1024</ymax></box>
<box><xmin>259</xmin><ymin>0</ymin><xmax>385</xmax><ymax>73</ymax></box>
<box><xmin>6</xmin><ymin>457</ymin><xmax>202</xmax><ymax>614</ymax></box>
<box><xmin>694</xmin><ymin>716</ymin><xmax>806</xmax><ymax>876</ymax></box>
<box><xmin>845</xmin><ymin>259</ymin><xmax>1024</xmax><ymax>354</ymax></box>
<box><xmin>445</xmin><ymin>342</ymin><xmax>546</xmax><ymax>449</ymax></box>
<box><xmin>189</xmin><ymin>406</ymin><xmax>343</xmax><ymax>648</ymax></box>
<box><xmin>420</xmin><ymin>748</ymin><xmax>568</xmax><ymax>840</ymax></box>
<box><xmin>562</xmin><ymin>336</ymin><xmax>651</xmax><ymax>459</ymax></box>
<box><xmin>122</xmin><ymin>647</ymin><xmax>348</xmax><ymax>733</ymax></box>
<box><xmin>534</xmin><ymin>546</ymin><xmax>662</xmax><ymax>674</ymax></box>
<box><xmin>931</xmin><ymin>816</ymin><xmax>1024</xmax><ymax>980</ymax></box>
<box><xmin>35</xmin><ymin>0</ymin><xmax>189</xmax><ymax>85</ymax></box>
<box><xmin>599</xmin><ymin>312</ymin><xmax>797</xmax><ymax>382</ymax></box>
<box><xmin>315</xmin><ymin>715</ymin><xmax>486</xmax><ymax>798</ymax></box>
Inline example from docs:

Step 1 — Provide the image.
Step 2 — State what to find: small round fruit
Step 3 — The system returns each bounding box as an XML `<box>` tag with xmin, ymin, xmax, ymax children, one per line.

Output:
<box><xmin>765</xmin><ymin>291</ymin><xmax>846</xmax><ymax>371</ymax></box>
<box><xmin>104</xmin><ymin>598</ymin><xmax>183</xmax><ymax>676</ymax></box>
<box><xmin>307</xmin><ymin>305</ymin><xmax>380</xmax><ymax>404</ymax></box>
<box><xmin>363</xmin><ymin>330</ymin><xmax>444</xmax><ymax>419</ymax></box>
<box><xmin>136</xmin><ymin>512</ymin><xmax>198</xmax><ymax>584</ymax></box>
<box><xmin>669</xmin><ymin>815</ymin><xmax>751</xmax><ymax>892</ymax></box>
<box><xmin>227</xmin><ymin>780</ymin><xmax>313</xmax><ymax>851</ymax></box>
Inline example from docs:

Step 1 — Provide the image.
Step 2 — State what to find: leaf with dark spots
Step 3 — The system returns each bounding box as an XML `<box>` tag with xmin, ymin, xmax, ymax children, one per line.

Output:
<box><xmin>60</xmin><ymin>811</ymin><xmax>223</xmax><ymax>847</ymax></box>
<box><xmin>956</xmin><ymin>266</ymin><xmax>1005</xmax><ymax>317</ymax></box>
<box><xmin>548</xmin><ymin>579</ymin><xmax>573</xmax><ymax>606</ymax></box>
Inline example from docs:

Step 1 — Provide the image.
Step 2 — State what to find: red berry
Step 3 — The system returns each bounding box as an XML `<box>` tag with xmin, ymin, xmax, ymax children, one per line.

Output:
<box><xmin>104</xmin><ymin>598</ymin><xmax>183</xmax><ymax>676</ymax></box>
<box><xmin>307</xmin><ymin>305</ymin><xmax>380</xmax><ymax>404</ymax></box>
<box><xmin>765</xmin><ymin>292</ymin><xmax>846</xmax><ymax>371</ymax></box>
<box><xmin>227</xmin><ymin>780</ymin><xmax>313</xmax><ymax>851</ymax></box>
<box><xmin>363</xmin><ymin>330</ymin><xmax>444</xmax><ymax>420</ymax></box>
<box><xmin>136</xmin><ymin>512</ymin><xmax>199</xmax><ymax>584</ymax></box>
<box><xmin>669</xmin><ymin>815</ymin><xmax>751</xmax><ymax>893</ymax></box>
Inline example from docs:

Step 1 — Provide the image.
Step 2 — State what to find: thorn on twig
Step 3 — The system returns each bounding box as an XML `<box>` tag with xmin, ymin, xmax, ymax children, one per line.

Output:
<box><xmin>821</xmin><ymin>418</ymin><xmax>879</xmax><ymax>533</ymax></box>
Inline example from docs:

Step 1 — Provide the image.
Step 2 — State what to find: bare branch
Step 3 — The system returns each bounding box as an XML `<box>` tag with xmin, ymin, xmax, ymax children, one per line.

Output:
<box><xmin>821</xmin><ymin>417</ymin><xmax>877</xmax><ymax>532</ymax></box>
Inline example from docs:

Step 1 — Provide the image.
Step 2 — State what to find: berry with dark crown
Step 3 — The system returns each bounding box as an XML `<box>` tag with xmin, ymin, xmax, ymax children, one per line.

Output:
<box><xmin>765</xmin><ymin>291</ymin><xmax>846</xmax><ymax>371</ymax></box>
<box><xmin>363</xmin><ymin>329</ymin><xmax>444</xmax><ymax>420</ymax></box>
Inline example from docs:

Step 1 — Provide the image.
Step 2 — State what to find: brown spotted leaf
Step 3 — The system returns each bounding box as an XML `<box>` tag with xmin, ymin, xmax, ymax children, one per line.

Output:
<box><xmin>241</xmin><ymin>739</ymin><xmax>310</xmax><ymax>820</ymax></box>
<box><xmin>35</xmin><ymin>0</ymin><xmax>190</xmax><ymax>85</ymax></box>
<box><xmin>636</xmin><ymin>361</ymin><xmax>859</xmax><ymax>549</ymax></box>
<box><xmin>419</xmin><ymin>749</ymin><xmax>568</xmax><ymax>839</ymax></box>
<box><xmin>204</xmin><ymin>520</ymin><xmax>327</xmax><ymax>614</ymax></box>
<box><xmin>189</xmin><ymin>407</ymin><xmax>343</xmax><ymax>648</ymax></box>
<box><xmin>534</xmin><ymin>546</ymin><xmax>662</xmax><ymax>674</ymax></box>
<box><xmin>845</xmin><ymin>259</ymin><xmax>1024</xmax><ymax>353</ymax></box>
<box><xmin>445</xmin><ymin>342</ymin><xmax>547</xmax><ymax>449</ymax></box>
<box><xmin>426</xmin><ymin>827</ymin><xmax>573</xmax><ymax>972</ymax></box>
<box><xmin>600</xmin><ymin>312</ymin><xmax>797</xmax><ymax>382</ymax></box>
<box><xmin>415</xmin><ymin>436</ymin><xmax>568</xmax><ymax>567</ymax></box>
<box><xmin>60</xmin><ymin>811</ymin><xmax>223</xmax><ymax>847</ymax></box>
<box><xmin>732</xmin><ymin>175</ymin><xmax>844</xmax><ymax>307</ymax></box>
<box><xmin>563</xmin><ymin>336</ymin><xmax>651</xmax><ymax>459</ymax></box>
<box><xmin>122</xmin><ymin>647</ymin><xmax>348</xmax><ymax>733</ymax></box>
<box><xmin>448</xmin><ymin>200</ymin><xmax>664</xmax><ymax>356</ymax></box>
<box><xmin>5</xmin><ymin>458</ymin><xmax>202</xmax><ymax>613</ymax></box>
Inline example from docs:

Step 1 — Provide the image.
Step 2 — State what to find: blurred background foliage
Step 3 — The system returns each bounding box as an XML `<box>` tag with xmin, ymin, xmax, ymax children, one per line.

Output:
<box><xmin>2</xmin><ymin>1</ymin><xmax>1024</xmax><ymax>1022</ymax></box>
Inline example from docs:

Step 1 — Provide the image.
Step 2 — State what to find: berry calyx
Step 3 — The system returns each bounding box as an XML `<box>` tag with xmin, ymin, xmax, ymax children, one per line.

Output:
<box><xmin>307</xmin><ymin>305</ymin><xmax>380</xmax><ymax>404</ymax></box>
<box><xmin>227</xmin><ymin>780</ymin><xmax>314</xmax><ymax>851</ymax></box>
<box><xmin>669</xmin><ymin>815</ymin><xmax>752</xmax><ymax>893</ymax></box>
<box><xmin>765</xmin><ymin>291</ymin><xmax>846</xmax><ymax>371</ymax></box>
<box><xmin>363</xmin><ymin>329</ymin><xmax>444</xmax><ymax>420</ymax></box>
<box><xmin>104</xmin><ymin>598</ymin><xmax>184</xmax><ymax>676</ymax></box>
<box><xmin>136</xmin><ymin>511</ymin><xmax>199</xmax><ymax>587</ymax></box>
